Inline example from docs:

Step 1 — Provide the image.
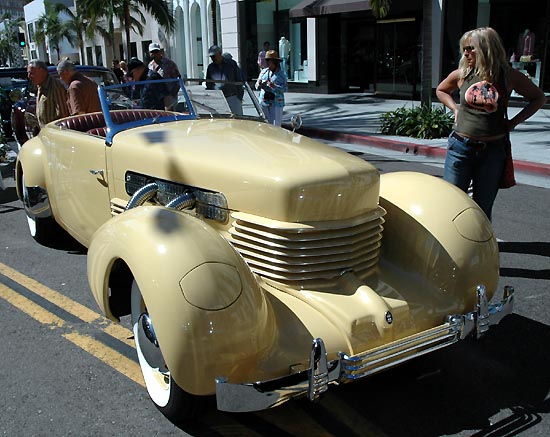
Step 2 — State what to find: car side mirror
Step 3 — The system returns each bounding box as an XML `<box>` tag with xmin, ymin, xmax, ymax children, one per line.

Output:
<box><xmin>290</xmin><ymin>114</ymin><xmax>302</xmax><ymax>132</ymax></box>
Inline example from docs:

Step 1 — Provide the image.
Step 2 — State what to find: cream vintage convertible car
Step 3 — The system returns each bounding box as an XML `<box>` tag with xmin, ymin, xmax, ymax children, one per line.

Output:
<box><xmin>16</xmin><ymin>78</ymin><xmax>514</xmax><ymax>425</ymax></box>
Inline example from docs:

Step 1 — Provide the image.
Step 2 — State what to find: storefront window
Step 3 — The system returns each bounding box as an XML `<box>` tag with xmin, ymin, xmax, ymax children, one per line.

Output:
<box><xmin>443</xmin><ymin>0</ymin><xmax>549</xmax><ymax>95</ymax></box>
<box><xmin>375</xmin><ymin>18</ymin><xmax>420</xmax><ymax>96</ymax></box>
<box><xmin>250</xmin><ymin>0</ymin><xmax>307</xmax><ymax>82</ymax></box>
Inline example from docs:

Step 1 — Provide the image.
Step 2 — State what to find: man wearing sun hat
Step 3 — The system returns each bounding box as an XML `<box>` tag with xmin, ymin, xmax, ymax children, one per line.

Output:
<box><xmin>148</xmin><ymin>42</ymin><xmax>181</xmax><ymax>98</ymax></box>
<box><xmin>205</xmin><ymin>44</ymin><xmax>244</xmax><ymax>115</ymax></box>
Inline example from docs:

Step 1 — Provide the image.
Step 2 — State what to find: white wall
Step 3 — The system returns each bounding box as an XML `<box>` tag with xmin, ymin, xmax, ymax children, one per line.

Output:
<box><xmin>24</xmin><ymin>0</ymin><xmax>77</xmax><ymax>64</ymax></box>
<box><xmin>219</xmin><ymin>0</ymin><xmax>239</xmax><ymax>62</ymax></box>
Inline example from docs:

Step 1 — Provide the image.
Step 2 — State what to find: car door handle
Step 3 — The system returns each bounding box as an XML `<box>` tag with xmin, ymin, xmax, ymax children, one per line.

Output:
<box><xmin>89</xmin><ymin>169</ymin><xmax>104</xmax><ymax>177</ymax></box>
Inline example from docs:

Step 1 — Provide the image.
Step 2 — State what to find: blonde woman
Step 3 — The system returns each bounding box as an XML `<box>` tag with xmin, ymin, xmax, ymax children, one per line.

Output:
<box><xmin>436</xmin><ymin>27</ymin><xmax>545</xmax><ymax>220</ymax></box>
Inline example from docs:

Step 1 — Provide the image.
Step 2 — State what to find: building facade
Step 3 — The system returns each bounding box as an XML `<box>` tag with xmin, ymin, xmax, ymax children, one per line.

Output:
<box><xmin>170</xmin><ymin>0</ymin><xmax>549</xmax><ymax>98</ymax></box>
<box><xmin>0</xmin><ymin>0</ymin><xmax>24</xmax><ymax>19</ymax></box>
<box><xmin>21</xmin><ymin>0</ymin><xmax>550</xmax><ymax>98</ymax></box>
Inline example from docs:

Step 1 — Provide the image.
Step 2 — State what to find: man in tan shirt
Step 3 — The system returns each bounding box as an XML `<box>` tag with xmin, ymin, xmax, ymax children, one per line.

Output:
<box><xmin>27</xmin><ymin>59</ymin><xmax>69</xmax><ymax>127</ymax></box>
<box><xmin>57</xmin><ymin>60</ymin><xmax>102</xmax><ymax>115</ymax></box>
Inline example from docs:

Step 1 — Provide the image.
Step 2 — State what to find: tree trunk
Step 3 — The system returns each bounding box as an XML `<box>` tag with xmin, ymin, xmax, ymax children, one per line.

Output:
<box><xmin>125</xmin><ymin>25</ymin><xmax>131</xmax><ymax>61</ymax></box>
<box><xmin>124</xmin><ymin>6</ymin><xmax>132</xmax><ymax>62</ymax></box>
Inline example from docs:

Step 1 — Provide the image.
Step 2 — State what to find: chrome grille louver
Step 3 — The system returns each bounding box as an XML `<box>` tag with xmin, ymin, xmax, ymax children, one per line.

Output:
<box><xmin>228</xmin><ymin>207</ymin><xmax>386</xmax><ymax>288</ymax></box>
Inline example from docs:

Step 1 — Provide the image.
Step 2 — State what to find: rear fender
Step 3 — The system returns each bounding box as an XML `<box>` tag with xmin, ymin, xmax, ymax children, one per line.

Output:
<box><xmin>87</xmin><ymin>206</ymin><xmax>276</xmax><ymax>395</ymax></box>
<box><xmin>378</xmin><ymin>172</ymin><xmax>499</xmax><ymax>311</ymax></box>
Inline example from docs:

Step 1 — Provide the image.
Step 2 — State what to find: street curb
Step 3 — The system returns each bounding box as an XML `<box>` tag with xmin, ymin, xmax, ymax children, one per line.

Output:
<box><xmin>298</xmin><ymin>126</ymin><xmax>550</xmax><ymax>177</ymax></box>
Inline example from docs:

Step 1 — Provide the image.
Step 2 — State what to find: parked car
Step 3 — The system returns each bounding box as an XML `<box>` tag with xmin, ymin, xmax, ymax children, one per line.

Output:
<box><xmin>16</xmin><ymin>78</ymin><xmax>514</xmax><ymax>425</ymax></box>
<box><xmin>11</xmin><ymin>65</ymin><xmax>118</xmax><ymax>148</ymax></box>
<box><xmin>0</xmin><ymin>67</ymin><xmax>28</xmax><ymax>138</ymax></box>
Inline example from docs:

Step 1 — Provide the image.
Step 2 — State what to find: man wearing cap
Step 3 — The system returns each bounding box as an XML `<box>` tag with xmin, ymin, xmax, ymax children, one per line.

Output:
<box><xmin>126</xmin><ymin>57</ymin><xmax>172</xmax><ymax>110</ymax></box>
<box><xmin>27</xmin><ymin>59</ymin><xmax>68</xmax><ymax>128</ymax></box>
<box><xmin>148</xmin><ymin>42</ymin><xmax>181</xmax><ymax>98</ymax></box>
<box><xmin>205</xmin><ymin>45</ymin><xmax>244</xmax><ymax>115</ymax></box>
<box><xmin>57</xmin><ymin>59</ymin><xmax>102</xmax><ymax>116</ymax></box>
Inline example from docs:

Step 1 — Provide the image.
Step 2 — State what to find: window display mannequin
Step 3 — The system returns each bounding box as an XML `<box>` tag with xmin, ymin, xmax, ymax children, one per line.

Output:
<box><xmin>279</xmin><ymin>36</ymin><xmax>291</xmax><ymax>76</ymax></box>
<box><xmin>517</xmin><ymin>29</ymin><xmax>535</xmax><ymax>58</ymax></box>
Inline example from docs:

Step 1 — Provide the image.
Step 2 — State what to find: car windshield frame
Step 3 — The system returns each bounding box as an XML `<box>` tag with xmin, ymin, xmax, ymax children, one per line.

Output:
<box><xmin>97</xmin><ymin>77</ymin><xmax>266</xmax><ymax>143</ymax></box>
<box><xmin>184</xmin><ymin>78</ymin><xmax>266</xmax><ymax>122</ymax></box>
<box><xmin>98</xmin><ymin>78</ymin><xmax>196</xmax><ymax>143</ymax></box>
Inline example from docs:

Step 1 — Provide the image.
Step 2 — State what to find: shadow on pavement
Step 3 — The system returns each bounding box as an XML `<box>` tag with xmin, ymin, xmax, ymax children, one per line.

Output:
<box><xmin>0</xmin><ymin>186</ymin><xmax>19</xmax><ymax>205</ymax></box>
<box><xmin>499</xmin><ymin>241</ymin><xmax>550</xmax><ymax>257</ymax></box>
<box><xmin>499</xmin><ymin>241</ymin><xmax>550</xmax><ymax>280</ymax></box>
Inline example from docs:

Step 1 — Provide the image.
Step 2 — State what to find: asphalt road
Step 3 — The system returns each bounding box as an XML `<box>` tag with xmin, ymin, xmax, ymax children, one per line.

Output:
<box><xmin>0</xmin><ymin>141</ymin><xmax>549</xmax><ymax>436</ymax></box>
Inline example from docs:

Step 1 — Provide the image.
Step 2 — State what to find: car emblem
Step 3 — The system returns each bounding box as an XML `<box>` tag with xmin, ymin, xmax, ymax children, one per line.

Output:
<box><xmin>385</xmin><ymin>311</ymin><xmax>393</xmax><ymax>324</ymax></box>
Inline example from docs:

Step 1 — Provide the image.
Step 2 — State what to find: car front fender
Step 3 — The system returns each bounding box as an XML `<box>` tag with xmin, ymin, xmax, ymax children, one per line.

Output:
<box><xmin>15</xmin><ymin>137</ymin><xmax>48</xmax><ymax>203</ymax></box>
<box><xmin>87</xmin><ymin>206</ymin><xmax>277</xmax><ymax>395</ymax></box>
<box><xmin>378</xmin><ymin>172</ymin><xmax>499</xmax><ymax>311</ymax></box>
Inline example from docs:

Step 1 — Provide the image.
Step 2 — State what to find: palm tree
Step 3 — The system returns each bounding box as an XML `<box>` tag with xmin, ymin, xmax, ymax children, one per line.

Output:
<box><xmin>0</xmin><ymin>31</ymin><xmax>11</xmax><ymax>66</ymax></box>
<box><xmin>61</xmin><ymin>1</ymin><xmax>96</xmax><ymax>64</ymax></box>
<box><xmin>370</xmin><ymin>0</ymin><xmax>391</xmax><ymax>19</ymax></box>
<box><xmin>120</xmin><ymin>0</ymin><xmax>174</xmax><ymax>60</ymax></box>
<box><xmin>0</xmin><ymin>14</ymin><xmax>25</xmax><ymax>66</ymax></box>
<box><xmin>34</xmin><ymin>2</ymin><xmax>74</xmax><ymax>63</ymax></box>
<box><xmin>81</xmin><ymin>0</ymin><xmax>174</xmax><ymax>62</ymax></box>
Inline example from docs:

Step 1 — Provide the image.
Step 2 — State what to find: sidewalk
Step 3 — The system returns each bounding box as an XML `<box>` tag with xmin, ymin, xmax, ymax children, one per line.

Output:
<box><xmin>283</xmin><ymin>93</ymin><xmax>550</xmax><ymax>177</ymax></box>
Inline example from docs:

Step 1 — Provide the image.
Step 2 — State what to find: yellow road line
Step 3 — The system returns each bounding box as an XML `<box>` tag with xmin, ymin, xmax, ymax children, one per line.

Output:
<box><xmin>63</xmin><ymin>332</ymin><xmax>144</xmax><ymax>387</ymax></box>
<box><xmin>0</xmin><ymin>261</ymin><xmax>134</xmax><ymax>343</ymax></box>
<box><xmin>0</xmin><ymin>263</ymin><xmax>141</xmax><ymax>386</ymax></box>
<box><xmin>0</xmin><ymin>261</ymin><xmax>100</xmax><ymax>323</ymax></box>
<box><xmin>102</xmin><ymin>323</ymin><xmax>135</xmax><ymax>347</ymax></box>
<box><xmin>0</xmin><ymin>282</ymin><xmax>65</xmax><ymax>327</ymax></box>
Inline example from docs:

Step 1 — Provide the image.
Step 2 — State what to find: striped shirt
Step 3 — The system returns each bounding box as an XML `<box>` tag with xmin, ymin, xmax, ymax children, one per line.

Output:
<box><xmin>36</xmin><ymin>75</ymin><xmax>69</xmax><ymax>127</ymax></box>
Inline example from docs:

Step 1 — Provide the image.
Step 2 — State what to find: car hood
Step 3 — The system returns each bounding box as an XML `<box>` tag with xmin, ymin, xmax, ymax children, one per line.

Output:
<box><xmin>111</xmin><ymin>119</ymin><xmax>380</xmax><ymax>222</ymax></box>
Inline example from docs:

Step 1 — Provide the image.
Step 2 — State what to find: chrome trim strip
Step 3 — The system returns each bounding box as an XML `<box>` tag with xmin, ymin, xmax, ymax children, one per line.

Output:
<box><xmin>215</xmin><ymin>285</ymin><xmax>514</xmax><ymax>413</ymax></box>
<box><xmin>339</xmin><ymin>327</ymin><xmax>459</xmax><ymax>378</ymax></box>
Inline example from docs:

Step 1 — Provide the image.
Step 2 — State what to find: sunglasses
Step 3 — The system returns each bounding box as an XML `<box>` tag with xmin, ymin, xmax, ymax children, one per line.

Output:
<box><xmin>462</xmin><ymin>46</ymin><xmax>475</xmax><ymax>53</ymax></box>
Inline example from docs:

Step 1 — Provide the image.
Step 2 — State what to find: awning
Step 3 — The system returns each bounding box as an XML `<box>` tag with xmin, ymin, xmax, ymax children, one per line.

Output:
<box><xmin>289</xmin><ymin>0</ymin><xmax>371</xmax><ymax>19</ymax></box>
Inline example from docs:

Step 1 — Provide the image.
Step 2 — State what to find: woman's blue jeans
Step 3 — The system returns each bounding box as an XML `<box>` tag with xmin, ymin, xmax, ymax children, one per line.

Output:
<box><xmin>443</xmin><ymin>132</ymin><xmax>506</xmax><ymax>221</ymax></box>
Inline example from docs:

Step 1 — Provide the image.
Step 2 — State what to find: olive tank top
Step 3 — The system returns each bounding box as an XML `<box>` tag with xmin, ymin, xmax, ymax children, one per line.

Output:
<box><xmin>455</xmin><ymin>69</ymin><xmax>508</xmax><ymax>138</ymax></box>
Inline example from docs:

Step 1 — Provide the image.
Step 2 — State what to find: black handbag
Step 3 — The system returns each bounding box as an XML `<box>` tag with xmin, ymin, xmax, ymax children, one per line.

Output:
<box><xmin>264</xmin><ymin>90</ymin><xmax>275</xmax><ymax>101</ymax></box>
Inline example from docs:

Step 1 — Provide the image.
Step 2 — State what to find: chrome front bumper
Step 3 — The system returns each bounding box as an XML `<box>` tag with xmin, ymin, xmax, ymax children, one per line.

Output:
<box><xmin>216</xmin><ymin>285</ymin><xmax>514</xmax><ymax>412</ymax></box>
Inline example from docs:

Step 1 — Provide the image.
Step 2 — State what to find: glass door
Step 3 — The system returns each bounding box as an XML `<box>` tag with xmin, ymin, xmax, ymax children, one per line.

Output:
<box><xmin>376</xmin><ymin>18</ymin><xmax>420</xmax><ymax>96</ymax></box>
